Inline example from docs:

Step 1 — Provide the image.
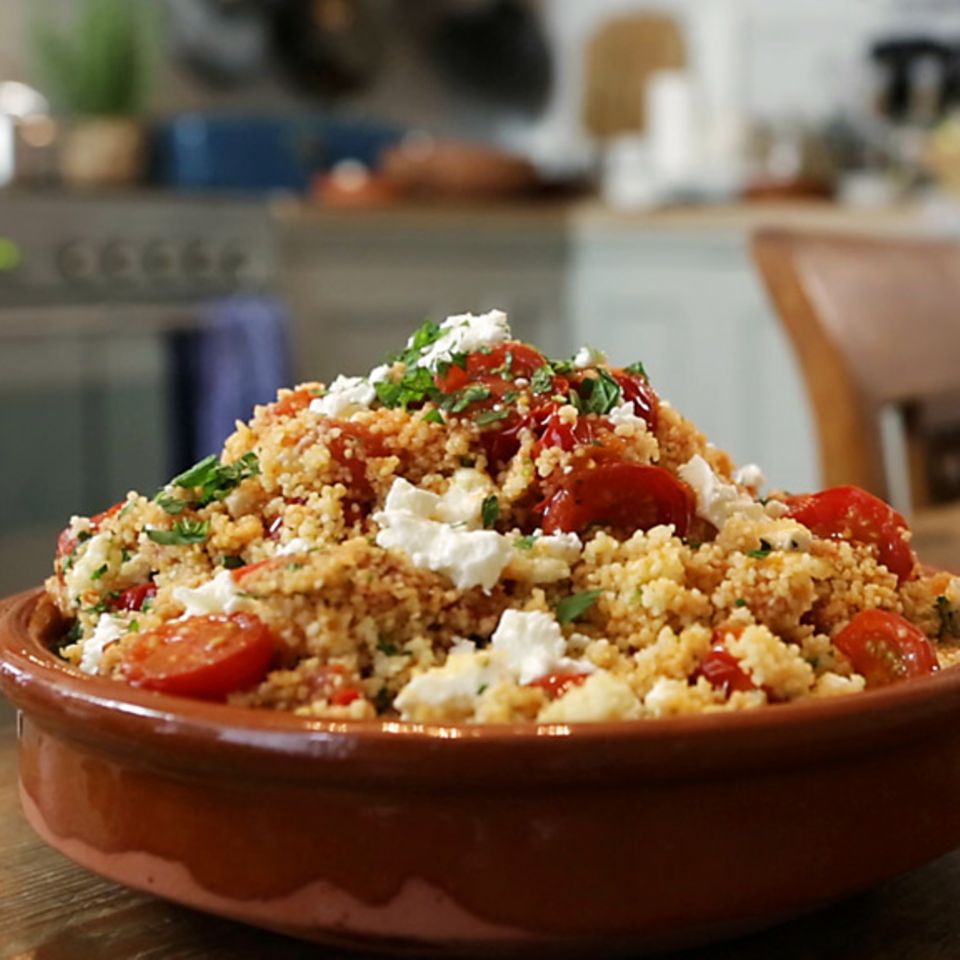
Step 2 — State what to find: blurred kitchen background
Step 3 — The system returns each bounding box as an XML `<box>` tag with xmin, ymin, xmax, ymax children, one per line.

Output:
<box><xmin>4</xmin><ymin>0</ymin><xmax>960</xmax><ymax>595</ymax></box>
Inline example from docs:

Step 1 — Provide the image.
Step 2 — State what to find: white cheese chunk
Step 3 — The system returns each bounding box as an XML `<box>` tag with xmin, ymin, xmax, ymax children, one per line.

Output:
<box><xmin>277</xmin><ymin>537</ymin><xmax>311</xmax><ymax>556</ymax></box>
<box><xmin>368</xmin><ymin>363</ymin><xmax>391</xmax><ymax>384</ymax></box>
<box><xmin>309</xmin><ymin>375</ymin><xmax>376</xmax><ymax>419</ymax></box>
<box><xmin>734</xmin><ymin>463</ymin><xmax>767</xmax><ymax>489</ymax></box>
<box><xmin>414</xmin><ymin>310</ymin><xmax>510</xmax><ymax>371</ymax></box>
<box><xmin>678</xmin><ymin>454</ymin><xmax>765</xmax><ymax>530</ymax></box>
<box><xmin>65</xmin><ymin>532</ymin><xmax>115</xmax><ymax>603</ymax></box>
<box><xmin>573</xmin><ymin>344</ymin><xmax>608</xmax><ymax>369</ymax></box>
<box><xmin>393</xmin><ymin>643</ymin><xmax>503</xmax><ymax>716</ymax></box>
<box><xmin>537</xmin><ymin>532</ymin><xmax>583</xmax><ymax>564</ymax></box>
<box><xmin>607</xmin><ymin>401</ymin><xmax>647</xmax><ymax>430</ymax></box>
<box><xmin>374</xmin><ymin>475</ymin><xmax>511</xmax><ymax>591</ymax></box>
<box><xmin>491</xmin><ymin>609</ymin><xmax>592</xmax><ymax>685</ymax></box>
<box><xmin>80</xmin><ymin>614</ymin><xmax>125</xmax><ymax>675</ymax></box>
<box><xmin>172</xmin><ymin>569</ymin><xmax>247</xmax><ymax>618</ymax></box>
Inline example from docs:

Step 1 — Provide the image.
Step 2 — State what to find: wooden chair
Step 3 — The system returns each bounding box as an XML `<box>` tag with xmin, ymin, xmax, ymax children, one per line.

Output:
<box><xmin>752</xmin><ymin>228</ymin><xmax>960</xmax><ymax>570</ymax></box>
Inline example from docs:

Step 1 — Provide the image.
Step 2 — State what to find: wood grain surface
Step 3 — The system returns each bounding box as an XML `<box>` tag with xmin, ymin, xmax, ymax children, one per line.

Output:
<box><xmin>4</xmin><ymin>713</ymin><xmax>960</xmax><ymax>960</ymax></box>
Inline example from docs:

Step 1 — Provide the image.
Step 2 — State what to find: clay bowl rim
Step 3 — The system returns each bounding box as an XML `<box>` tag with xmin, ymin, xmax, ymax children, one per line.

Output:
<box><xmin>4</xmin><ymin>587</ymin><xmax>960</xmax><ymax>788</ymax></box>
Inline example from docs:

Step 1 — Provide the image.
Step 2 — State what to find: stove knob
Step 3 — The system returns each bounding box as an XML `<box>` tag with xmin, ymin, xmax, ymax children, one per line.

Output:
<box><xmin>102</xmin><ymin>241</ymin><xmax>138</xmax><ymax>280</ymax></box>
<box><xmin>58</xmin><ymin>240</ymin><xmax>98</xmax><ymax>281</ymax></box>
<box><xmin>142</xmin><ymin>241</ymin><xmax>179</xmax><ymax>281</ymax></box>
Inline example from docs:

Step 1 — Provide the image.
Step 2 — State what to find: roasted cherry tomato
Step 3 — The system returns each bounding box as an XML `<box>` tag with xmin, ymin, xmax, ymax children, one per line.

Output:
<box><xmin>435</xmin><ymin>341</ymin><xmax>548</xmax><ymax>394</ymax></box>
<box><xmin>833</xmin><ymin>609</ymin><xmax>939</xmax><ymax>688</ymax></box>
<box><xmin>322</xmin><ymin>421</ymin><xmax>387</xmax><ymax>519</ymax></box>
<box><xmin>272</xmin><ymin>388</ymin><xmax>317</xmax><ymax>418</ymax></box>
<box><xmin>612</xmin><ymin>369</ymin><xmax>659</xmax><ymax>432</ymax></box>
<box><xmin>785</xmin><ymin>485</ymin><xmax>916</xmax><ymax>582</ymax></box>
<box><xmin>540</xmin><ymin>462</ymin><xmax>695</xmax><ymax>536</ymax></box>
<box><xmin>120</xmin><ymin>613</ymin><xmax>277</xmax><ymax>700</ymax></box>
<box><xmin>537</xmin><ymin>408</ymin><xmax>605</xmax><ymax>452</ymax></box>
<box><xmin>698</xmin><ymin>645</ymin><xmax>756</xmax><ymax>696</ymax></box>
<box><xmin>111</xmin><ymin>583</ymin><xmax>157</xmax><ymax>612</ymax></box>
<box><xmin>56</xmin><ymin>500</ymin><xmax>124</xmax><ymax>560</ymax></box>
<box><xmin>528</xmin><ymin>672</ymin><xmax>591</xmax><ymax>699</ymax></box>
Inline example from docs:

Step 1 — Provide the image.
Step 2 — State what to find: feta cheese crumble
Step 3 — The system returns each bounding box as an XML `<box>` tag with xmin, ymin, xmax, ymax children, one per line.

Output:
<box><xmin>309</xmin><ymin>375</ymin><xmax>376</xmax><ymax>419</ymax></box>
<box><xmin>172</xmin><ymin>569</ymin><xmax>248</xmax><ymax>618</ymax></box>
<box><xmin>80</xmin><ymin>613</ymin><xmax>126</xmax><ymax>675</ymax></box>
<box><xmin>573</xmin><ymin>344</ymin><xmax>609</xmax><ymax>369</ymax></box>
<box><xmin>607</xmin><ymin>401</ymin><xmax>647</xmax><ymax>431</ymax></box>
<box><xmin>394</xmin><ymin>610</ymin><xmax>594</xmax><ymax>718</ymax></box>
<box><xmin>277</xmin><ymin>537</ymin><xmax>312</xmax><ymax>556</ymax></box>
<box><xmin>414</xmin><ymin>310</ymin><xmax>510</xmax><ymax>371</ymax></box>
<box><xmin>734</xmin><ymin>463</ymin><xmax>766</xmax><ymax>490</ymax></box>
<box><xmin>65</xmin><ymin>532</ymin><xmax>115</xmax><ymax>603</ymax></box>
<box><xmin>373</xmin><ymin>475</ymin><xmax>512</xmax><ymax>591</ymax></box>
<box><xmin>678</xmin><ymin>455</ymin><xmax>765</xmax><ymax>530</ymax></box>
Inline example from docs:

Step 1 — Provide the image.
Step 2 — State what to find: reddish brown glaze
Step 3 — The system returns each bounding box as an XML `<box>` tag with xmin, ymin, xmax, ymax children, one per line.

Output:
<box><xmin>5</xmin><ymin>589</ymin><xmax>960</xmax><ymax>956</ymax></box>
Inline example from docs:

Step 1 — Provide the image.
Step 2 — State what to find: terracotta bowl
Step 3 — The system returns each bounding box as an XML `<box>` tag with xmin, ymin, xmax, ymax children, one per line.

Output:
<box><xmin>4</xmin><ymin>588</ymin><xmax>960</xmax><ymax>957</ymax></box>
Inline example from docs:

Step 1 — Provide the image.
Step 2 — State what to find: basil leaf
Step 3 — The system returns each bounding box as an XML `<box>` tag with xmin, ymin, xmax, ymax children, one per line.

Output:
<box><xmin>170</xmin><ymin>454</ymin><xmax>218</xmax><ymax>490</ymax></box>
<box><xmin>554</xmin><ymin>589</ymin><xmax>603</xmax><ymax>624</ymax></box>
<box><xmin>530</xmin><ymin>364</ymin><xmax>555</xmax><ymax>395</ymax></box>
<box><xmin>422</xmin><ymin>408</ymin><xmax>444</xmax><ymax>425</ymax></box>
<box><xmin>156</xmin><ymin>492</ymin><xmax>188</xmax><ymax>515</ymax></box>
<box><xmin>164</xmin><ymin>453</ymin><xmax>260</xmax><ymax>508</ymax></box>
<box><xmin>390</xmin><ymin>319</ymin><xmax>443</xmax><ymax>367</ymax></box>
<box><xmin>475</xmin><ymin>408</ymin><xmax>509</xmax><ymax>428</ymax></box>
<box><xmin>514</xmin><ymin>534</ymin><xmax>538</xmax><ymax>550</ymax></box>
<box><xmin>481</xmin><ymin>495</ymin><xmax>500</xmax><ymax>529</ymax></box>
<box><xmin>578</xmin><ymin>370</ymin><xmax>622</xmax><ymax>416</ymax></box>
<box><xmin>89</xmin><ymin>563</ymin><xmax>108</xmax><ymax>581</ymax></box>
<box><xmin>147</xmin><ymin>519</ymin><xmax>210</xmax><ymax>546</ymax></box>
<box><xmin>221</xmin><ymin>555</ymin><xmax>244</xmax><ymax>569</ymax></box>
<box><xmin>375</xmin><ymin>366</ymin><xmax>438</xmax><ymax>410</ymax></box>
<box><xmin>747</xmin><ymin>539</ymin><xmax>773</xmax><ymax>560</ymax></box>
<box><xmin>440</xmin><ymin>385</ymin><xmax>490</xmax><ymax>414</ymax></box>
<box><xmin>625</xmin><ymin>360</ymin><xmax>648</xmax><ymax>378</ymax></box>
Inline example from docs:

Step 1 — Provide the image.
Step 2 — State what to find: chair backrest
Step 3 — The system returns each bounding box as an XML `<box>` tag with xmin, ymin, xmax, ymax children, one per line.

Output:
<box><xmin>751</xmin><ymin>228</ymin><xmax>960</xmax><ymax>505</ymax></box>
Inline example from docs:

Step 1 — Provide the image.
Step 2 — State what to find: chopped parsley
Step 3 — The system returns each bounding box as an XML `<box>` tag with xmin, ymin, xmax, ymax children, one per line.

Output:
<box><xmin>422</xmin><ymin>408</ymin><xmax>444</xmax><ymax>425</ymax></box>
<box><xmin>147</xmin><ymin>518</ymin><xmax>210</xmax><ymax>546</ymax></box>
<box><xmin>936</xmin><ymin>596</ymin><xmax>960</xmax><ymax>639</ymax></box>
<box><xmin>459</xmin><ymin>455</ymin><xmax>477</xmax><ymax>468</ymax></box>
<box><xmin>530</xmin><ymin>364</ymin><xmax>555</xmax><ymax>395</ymax></box>
<box><xmin>734</xmin><ymin>598</ymin><xmax>748</xmax><ymax>608</ymax></box>
<box><xmin>440</xmin><ymin>384</ymin><xmax>491</xmax><ymax>414</ymax></box>
<box><xmin>389</xmin><ymin>319</ymin><xmax>443</xmax><ymax>367</ymax></box>
<box><xmin>377</xmin><ymin>638</ymin><xmax>410</xmax><ymax>657</ymax></box>
<box><xmin>514</xmin><ymin>534</ymin><xmax>538</xmax><ymax>550</ymax></box>
<box><xmin>577</xmin><ymin>369</ymin><xmax>622</xmax><ymax>416</ymax></box>
<box><xmin>747</xmin><ymin>539</ymin><xmax>773</xmax><ymax>560</ymax></box>
<box><xmin>89</xmin><ymin>563</ymin><xmax>108</xmax><ymax>581</ymax></box>
<box><xmin>474</xmin><ymin>408</ymin><xmax>509</xmax><ymax>428</ymax></box>
<box><xmin>555</xmin><ymin>589</ymin><xmax>603</xmax><ymax>624</ymax></box>
<box><xmin>481</xmin><ymin>495</ymin><xmax>500</xmax><ymax>529</ymax></box>
<box><xmin>477</xmin><ymin>683</ymin><xmax>489</xmax><ymax>695</ymax></box>
<box><xmin>161</xmin><ymin>452</ymin><xmax>260</xmax><ymax>509</ymax></box>
<box><xmin>128</xmin><ymin>619</ymin><xmax>140</xmax><ymax>632</ymax></box>
<box><xmin>220</xmin><ymin>555</ymin><xmax>244</xmax><ymax>569</ymax></box>
<box><xmin>65</xmin><ymin>620</ymin><xmax>83</xmax><ymax>643</ymax></box>
<box><xmin>625</xmin><ymin>361</ymin><xmax>648</xmax><ymax>378</ymax></box>
<box><xmin>375</xmin><ymin>365</ymin><xmax>438</xmax><ymax>409</ymax></box>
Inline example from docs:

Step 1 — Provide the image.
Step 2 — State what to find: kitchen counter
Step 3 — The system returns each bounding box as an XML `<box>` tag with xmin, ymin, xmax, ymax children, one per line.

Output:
<box><xmin>3</xmin><ymin>715</ymin><xmax>960</xmax><ymax>959</ymax></box>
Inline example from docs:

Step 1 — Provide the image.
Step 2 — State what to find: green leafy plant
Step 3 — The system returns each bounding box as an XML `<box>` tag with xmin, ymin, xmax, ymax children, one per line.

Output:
<box><xmin>32</xmin><ymin>0</ymin><xmax>155</xmax><ymax>116</ymax></box>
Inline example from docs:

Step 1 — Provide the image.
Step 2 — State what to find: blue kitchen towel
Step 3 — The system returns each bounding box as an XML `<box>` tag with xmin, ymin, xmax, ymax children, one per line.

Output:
<box><xmin>173</xmin><ymin>295</ymin><xmax>293</xmax><ymax>468</ymax></box>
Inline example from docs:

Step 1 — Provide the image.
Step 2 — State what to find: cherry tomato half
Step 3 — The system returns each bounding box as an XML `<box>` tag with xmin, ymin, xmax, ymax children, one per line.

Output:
<box><xmin>528</xmin><ymin>672</ymin><xmax>591</xmax><ymax>699</ymax></box>
<box><xmin>111</xmin><ymin>583</ymin><xmax>156</xmax><ymax>612</ymax></box>
<box><xmin>697</xmin><ymin>645</ymin><xmax>756</xmax><ymax>696</ymax></box>
<box><xmin>833</xmin><ymin>609</ymin><xmax>939</xmax><ymax>688</ymax></box>
<box><xmin>435</xmin><ymin>342</ymin><xmax>550</xmax><ymax>398</ymax></box>
<box><xmin>612</xmin><ymin>369</ymin><xmax>659</xmax><ymax>432</ymax></box>
<box><xmin>120</xmin><ymin>612</ymin><xmax>278</xmax><ymax>700</ymax></box>
<box><xmin>540</xmin><ymin>462</ymin><xmax>695</xmax><ymax>537</ymax></box>
<box><xmin>785</xmin><ymin>485</ymin><xmax>916</xmax><ymax>582</ymax></box>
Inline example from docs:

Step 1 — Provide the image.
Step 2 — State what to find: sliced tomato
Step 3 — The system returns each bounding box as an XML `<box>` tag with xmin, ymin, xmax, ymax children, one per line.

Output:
<box><xmin>612</xmin><ymin>369</ymin><xmax>659</xmax><ymax>432</ymax></box>
<box><xmin>698</xmin><ymin>645</ymin><xmax>756</xmax><ymax>696</ymax></box>
<box><xmin>56</xmin><ymin>500</ymin><xmax>124</xmax><ymax>560</ymax></box>
<box><xmin>120</xmin><ymin>612</ymin><xmax>277</xmax><ymax>700</ymax></box>
<box><xmin>539</xmin><ymin>462</ymin><xmax>695</xmax><ymax>537</ymax></box>
<box><xmin>833</xmin><ymin>609</ymin><xmax>939</xmax><ymax>688</ymax></box>
<box><xmin>528</xmin><ymin>672</ymin><xmax>591</xmax><ymax>699</ymax></box>
<box><xmin>111</xmin><ymin>583</ymin><xmax>157</xmax><ymax>612</ymax></box>
<box><xmin>785</xmin><ymin>485</ymin><xmax>916</xmax><ymax>582</ymax></box>
<box><xmin>272</xmin><ymin>388</ymin><xmax>317</xmax><ymax>418</ymax></box>
<box><xmin>435</xmin><ymin>341</ymin><xmax>549</xmax><ymax>396</ymax></box>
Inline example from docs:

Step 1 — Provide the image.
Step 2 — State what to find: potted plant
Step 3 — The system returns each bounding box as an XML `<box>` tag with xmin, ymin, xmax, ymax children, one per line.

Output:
<box><xmin>32</xmin><ymin>0</ymin><xmax>154</xmax><ymax>187</ymax></box>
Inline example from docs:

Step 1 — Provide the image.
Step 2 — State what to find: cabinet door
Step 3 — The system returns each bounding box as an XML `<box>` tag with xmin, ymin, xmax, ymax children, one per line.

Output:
<box><xmin>570</xmin><ymin>234</ymin><xmax>819</xmax><ymax>492</ymax></box>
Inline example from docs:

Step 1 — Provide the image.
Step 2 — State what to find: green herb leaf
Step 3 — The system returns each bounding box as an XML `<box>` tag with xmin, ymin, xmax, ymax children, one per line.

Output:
<box><xmin>221</xmin><ymin>555</ymin><xmax>244</xmax><ymax>569</ymax></box>
<box><xmin>164</xmin><ymin>452</ymin><xmax>260</xmax><ymax>508</ymax></box>
<box><xmin>734</xmin><ymin>598</ymin><xmax>748</xmax><ymax>608</ymax></box>
<box><xmin>128</xmin><ymin>619</ymin><xmax>140</xmax><ymax>632</ymax></box>
<box><xmin>389</xmin><ymin>319</ymin><xmax>443</xmax><ymax>367</ymax></box>
<box><xmin>286</xmin><ymin>562</ymin><xmax>305</xmax><ymax>572</ymax></box>
<box><xmin>459</xmin><ymin>455</ymin><xmax>476</xmax><ymax>468</ymax></box>
<box><xmin>440</xmin><ymin>384</ymin><xmax>491</xmax><ymax>414</ymax></box>
<box><xmin>555</xmin><ymin>589</ymin><xmax>603</xmax><ymax>624</ymax></box>
<box><xmin>147</xmin><ymin>518</ymin><xmax>210</xmax><ymax>546</ymax></box>
<box><xmin>377</xmin><ymin>638</ymin><xmax>406</xmax><ymax>657</ymax></box>
<box><xmin>514</xmin><ymin>534</ymin><xmax>538</xmax><ymax>550</ymax></box>
<box><xmin>65</xmin><ymin>620</ymin><xmax>83</xmax><ymax>643</ymax></box>
<box><xmin>90</xmin><ymin>563</ymin><xmax>108</xmax><ymax>581</ymax></box>
<box><xmin>747</xmin><ymin>539</ymin><xmax>773</xmax><ymax>560</ymax></box>
<box><xmin>376</xmin><ymin>365</ymin><xmax>439</xmax><ymax>409</ymax></box>
<box><xmin>577</xmin><ymin>369</ymin><xmax>622</xmax><ymax>416</ymax></box>
<box><xmin>475</xmin><ymin>408</ymin><xmax>510</xmax><ymax>428</ymax></box>
<box><xmin>625</xmin><ymin>361</ymin><xmax>648</xmax><ymax>378</ymax></box>
<box><xmin>477</xmin><ymin>683</ymin><xmax>489</xmax><ymax>695</ymax></box>
<box><xmin>936</xmin><ymin>596</ymin><xmax>960</xmax><ymax>639</ymax></box>
<box><xmin>423</xmin><ymin>408</ymin><xmax>444</xmax><ymax>425</ymax></box>
<box><xmin>530</xmin><ymin>364</ymin><xmax>555</xmax><ymax>395</ymax></box>
<box><xmin>481</xmin><ymin>495</ymin><xmax>500</xmax><ymax>529</ymax></box>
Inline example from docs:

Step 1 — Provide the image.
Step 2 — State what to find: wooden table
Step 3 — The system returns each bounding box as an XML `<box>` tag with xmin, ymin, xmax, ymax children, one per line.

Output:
<box><xmin>3</xmin><ymin>720</ymin><xmax>960</xmax><ymax>960</ymax></box>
